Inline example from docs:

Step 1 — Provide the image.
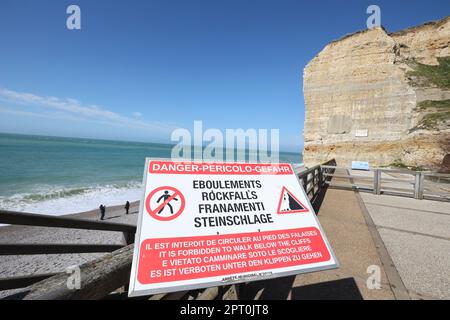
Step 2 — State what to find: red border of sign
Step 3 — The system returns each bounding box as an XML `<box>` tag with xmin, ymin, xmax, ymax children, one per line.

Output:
<box><xmin>149</xmin><ymin>161</ymin><xmax>293</xmax><ymax>175</ymax></box>
<box><xmin>137</xmin><ymin>227</ymin><xmax>330</xmax><ymax>284</ymax></box>
<box><xmin>276</xmin><ymin>186</ymin><xmax>309</xmax><ymax>214</ymax></box>
<box><xmin>145</xmin><ymin>186</ymin><xmax>186</xmax><ymax>221</ymax></box>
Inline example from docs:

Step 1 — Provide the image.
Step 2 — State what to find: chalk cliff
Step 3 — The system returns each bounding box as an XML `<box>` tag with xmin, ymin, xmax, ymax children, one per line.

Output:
<box><xmin>303</xmin><ymin>16</ymin><xmax>450</xmax><ymax>171</ymax></box>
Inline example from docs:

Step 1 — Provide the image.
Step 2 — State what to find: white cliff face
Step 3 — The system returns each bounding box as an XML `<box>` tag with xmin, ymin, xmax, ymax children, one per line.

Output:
<box><xmin>303</xmin><ymin>16</ymin><xmax>450</xmax><ymax>170</ymax></box>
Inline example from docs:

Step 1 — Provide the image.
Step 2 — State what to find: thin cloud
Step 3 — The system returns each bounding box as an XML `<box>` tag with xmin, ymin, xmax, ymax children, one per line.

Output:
<box><xmin>0</xmin><ymin>107</ymin><xmax>58</xmax><ymax>119</ymax></box>
<box><xmin>0</xmin><ymin>87</ymin><xmax>176</xmax><ymax>132</ymax></box>
<box><xmin>0</xmin><ymin>106</ymin><xmax>136</xmax><ymax>126</ymax></box>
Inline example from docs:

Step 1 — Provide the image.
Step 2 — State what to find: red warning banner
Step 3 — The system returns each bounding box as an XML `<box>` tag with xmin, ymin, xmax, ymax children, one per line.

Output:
<box><xmin>149</xmin><ymin>161</ymin><xmax>293</xmax><ymax>175</ymax></box>
<box><xmin>137</xmin><ymin>227</ymin><xmax>331</xmax><ymax>284</ymax></box>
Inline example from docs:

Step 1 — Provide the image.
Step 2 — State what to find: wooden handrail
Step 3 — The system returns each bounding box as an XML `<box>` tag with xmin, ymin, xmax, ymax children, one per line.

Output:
<box><xmin>0</xmin><ymin>274</ymin><xmax>57</xmax><ymax>291</ymax></box>
<box><xmin>321</xmin><ymin>165</ymin><xmax>449</xmax><ymax>202</ymax></box>
<box><xmin>21</xmin><ymin>244</ymin><xmax>134</xmax><ymax>300</ymax></box>
<box><xmin>297</xmin><ymin>159</ymin><xmax>336</xmax><ymax>204</ymax></box>
<box><xmin>0</xmin><ymin>244</ymin><xmax>125</xmax><ymax>255</ymax></box>
<box><xmin>0</xmin><ymin>210</ymin><xmax>136</xmax><ymax>233</ymax></box>
<box><xmin>0</xmin><ymin>210</ymin><xmax>136</xmax><ymax>292</ymax></box>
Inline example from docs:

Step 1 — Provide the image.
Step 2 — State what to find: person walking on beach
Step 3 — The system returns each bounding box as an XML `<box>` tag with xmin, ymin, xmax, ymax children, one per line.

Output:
<box><xmin>99</xmin><ymin>204</ymin><xmax>106</xmax><ymax>220</ymax></box>
<box><xmin>125</xmin><ymin>201</ymin><xmax>130</xmax><ymax>215</ymax></box>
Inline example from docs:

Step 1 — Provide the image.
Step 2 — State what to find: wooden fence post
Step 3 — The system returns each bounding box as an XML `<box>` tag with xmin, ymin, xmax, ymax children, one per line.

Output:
<box><xmin>373</xmin><ymin>170</ymin><xmax>381</xmax><ymax>195</ymax></box>
<box><xmin>414</xmin><ymin>172</ymin><xmax>424</xmax><ymax>200</ymax></box>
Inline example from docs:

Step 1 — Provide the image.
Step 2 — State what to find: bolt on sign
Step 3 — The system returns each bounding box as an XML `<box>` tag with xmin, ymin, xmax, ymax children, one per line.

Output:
<box><xmin>128</xmin><ymin>159</ymin><xmax>338</xmax><ymax>297</ymax></box>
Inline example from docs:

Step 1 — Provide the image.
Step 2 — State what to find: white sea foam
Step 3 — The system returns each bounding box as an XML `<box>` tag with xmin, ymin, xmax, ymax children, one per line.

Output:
<box><xmin>0</xmin><ymin>183</ymin><xmax>142</xmax><ymax>217</ymax></box>
<box><xmin>0</xmin><ymin>163</ymin><xmax>304</xmax><ymax>220</ymax></box>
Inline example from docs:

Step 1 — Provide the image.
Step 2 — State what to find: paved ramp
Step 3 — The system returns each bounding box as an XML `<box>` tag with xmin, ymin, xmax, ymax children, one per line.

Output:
<box><xmin>242</xmin><ymin>186</ymin><xmax>405</xmax><ymax>300</ymax></box>
<box><xmin>290</xmin><ymin>188</ymin><xmax>402</xmax><ymax>300</ymax></box>
<box><xmin>360</xmin><ymin>193</ymin><xmax>450</xmax><ymax>299</ymax></box>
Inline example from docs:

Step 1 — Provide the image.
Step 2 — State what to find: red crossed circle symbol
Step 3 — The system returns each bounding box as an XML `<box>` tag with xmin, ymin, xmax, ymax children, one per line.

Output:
<box><xmin>145</xmin><ymin>186</ymin><xmax>185</xmax><ymax>221</ymax></box>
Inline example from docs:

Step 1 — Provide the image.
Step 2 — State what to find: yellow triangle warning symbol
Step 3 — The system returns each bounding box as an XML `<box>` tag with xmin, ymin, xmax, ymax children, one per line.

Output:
<box><xmin>276</xmin><ymin>186</ymin><xmax>309</xmax><ymax>214</ymax></box>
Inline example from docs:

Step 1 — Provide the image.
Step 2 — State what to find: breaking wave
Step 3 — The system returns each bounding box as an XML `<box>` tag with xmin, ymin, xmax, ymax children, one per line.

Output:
<box><xmin>0</xmin><ymin>182</ymin><xmax>142</xmax><ymax>216</ymax></box>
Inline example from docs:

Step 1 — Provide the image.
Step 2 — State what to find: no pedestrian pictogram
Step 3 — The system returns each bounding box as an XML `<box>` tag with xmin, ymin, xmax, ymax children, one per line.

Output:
<box><xmin>145</xmin><ymin>186</ymin><xmax>185</xmax><ymax>221</ymax></box>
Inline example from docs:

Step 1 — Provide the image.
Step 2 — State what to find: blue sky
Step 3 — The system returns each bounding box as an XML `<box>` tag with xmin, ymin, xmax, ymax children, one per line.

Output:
<box><xmin>0</xmin><ymin>0</ymin><xmax>448</xmax><ymax>152</ymax></box>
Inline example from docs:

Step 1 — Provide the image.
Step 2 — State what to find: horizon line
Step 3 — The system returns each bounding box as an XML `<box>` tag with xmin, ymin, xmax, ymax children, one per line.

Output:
<box><xmin>0</xmin><ymin>131</ymin><xmax>303</xmax><ymax>155</ymax></box>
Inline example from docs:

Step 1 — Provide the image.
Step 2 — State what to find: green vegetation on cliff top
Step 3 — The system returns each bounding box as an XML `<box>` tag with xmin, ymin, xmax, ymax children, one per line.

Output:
<box><xmin>416</xmin><ymin>99</ymin><xmax>450</xmax><ymax>111</ymax></box>
<box><xmin>388</xmin><ymin>159</ymin><xmax>425</xmax><ymax>172</ymax></box>
<box><xmin>406</xmin><ymin>57</ymin><xmax>450</xmax><ymax>131</ymax></box>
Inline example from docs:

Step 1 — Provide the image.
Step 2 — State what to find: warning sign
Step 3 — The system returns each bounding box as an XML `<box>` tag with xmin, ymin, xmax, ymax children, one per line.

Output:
<box><xmin>128</xmin><ymin>159</ymin><xmax>338</xmax><ymax>297</ymax></box>
<box><xmin>277</xmin><ymin>186</ymin><xmax>309</xmax><ymax>214</ymax></box>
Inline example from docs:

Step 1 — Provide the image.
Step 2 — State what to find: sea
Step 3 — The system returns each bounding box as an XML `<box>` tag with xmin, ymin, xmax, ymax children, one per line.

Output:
<box><xmin>0</xmin><ymin>133</ymin><xmax>303</xmax><ymax>216</ymax></box>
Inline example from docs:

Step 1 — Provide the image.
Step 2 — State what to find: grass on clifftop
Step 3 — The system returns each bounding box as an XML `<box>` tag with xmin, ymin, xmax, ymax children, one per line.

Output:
<box><xmin>388</xmin><ymin>159</ymin><xmax>425</xmax><ymax>172</ymax></box>
<box><xmin>417</xmin><ymin>111</ymin><xmax>450</xmax><ymax>130</ymax></box>
<box><xmin>406</xmin><ymin>57</ymin><xmax>450</xmax><ymax>89</ymax></box>
<box><xmin>410</xmin><ymin>99</ymin><xmax>450</xmax><ymax>132</ymax></box>
<box><xmin>416</xmin><ymin>99</ymin><xmax>450</xmax><ymax>111</ymax></box>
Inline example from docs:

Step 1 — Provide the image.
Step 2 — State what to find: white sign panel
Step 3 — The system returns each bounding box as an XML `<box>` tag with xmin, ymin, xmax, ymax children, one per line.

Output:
<box><xmin>355</xmin><ymin>129</ymin><xmax>368</xmax><ymax>137</ymax></box>
<box><xmin>352</xmin><ymin>161</ymin><xmax>370</xmax><ymax>171</ymax></box>
<box><xmin>128</xmin><ymin>159</ymin><xmax>338</xmax><ymax>297</ymax></box>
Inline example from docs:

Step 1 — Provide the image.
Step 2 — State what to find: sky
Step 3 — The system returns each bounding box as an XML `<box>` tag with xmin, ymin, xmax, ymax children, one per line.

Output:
<box><xmin>0</xmin><ymin>0</ymin><xmax>449</xmax><ymax>152</ymax></box>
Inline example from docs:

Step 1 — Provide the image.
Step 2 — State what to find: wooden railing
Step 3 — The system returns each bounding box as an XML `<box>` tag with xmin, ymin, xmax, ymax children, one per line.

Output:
<box><xmin>19</xmin><ymin>245</ymin><xmax>135</xmax><ymax>300</ymax></box>
<box><xmin>320</xmin><ymin>166</ymin><xmax>450</xmax><ymax>202</ymax></box>
<box><xmin>0</xmin><ymin>210</ymin><xmax>136</xmax><ymax>292</ymax></box>
<box><xmin>0</xmin><ymin>209</ymin><xmax>278</xmax><ymax>299</ymax></box>
<box><xmin>15</xmin><ymin>244</ymin><xmax>235</xmax><ymax>300</ymax></box>
<box><xmin>13</xmin><ymin>241</ymin><xmax>237</xmax><ymax>300</ymax></box>
<box><xmin>297</xmin><ymin>159</ymin><xmax>336</xmax><ymax>203</ymax></box>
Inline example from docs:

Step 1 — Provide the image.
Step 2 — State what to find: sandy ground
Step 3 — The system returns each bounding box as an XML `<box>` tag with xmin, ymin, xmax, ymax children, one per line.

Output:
<box><xmin>0</xmin><ymin>201</ymin><xmax>140</xmax><ymax>298</ymax></box>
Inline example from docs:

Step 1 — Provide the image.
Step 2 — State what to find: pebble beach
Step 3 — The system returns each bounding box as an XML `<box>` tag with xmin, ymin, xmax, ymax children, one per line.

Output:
<box><xmin>0</xmin><ymin>201</ymin><xmax>140</xmax><ymax>298</ymax></box>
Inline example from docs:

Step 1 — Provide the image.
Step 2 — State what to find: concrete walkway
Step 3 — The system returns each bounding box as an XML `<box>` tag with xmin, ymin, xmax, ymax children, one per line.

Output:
<box><xmin>240</xmin><ymin>186</ymin><xmax>405</xmax><ymax>300</ymax></box>
<box><xmin>359</xmin><ymin>193</ymin><xmax>450</xmax><ymax>299</ymax></box>
<box><xmin>290</xmin><ymin>188</ymin><xmax>401</xmax><ymax>300</ymax></box>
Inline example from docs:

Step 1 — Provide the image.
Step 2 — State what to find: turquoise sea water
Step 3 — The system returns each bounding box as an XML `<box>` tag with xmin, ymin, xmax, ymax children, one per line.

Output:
<box><xmin>0</xmin><ymin>133</ymin><xmax>302</xmax><ymax>215</ymax></box>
